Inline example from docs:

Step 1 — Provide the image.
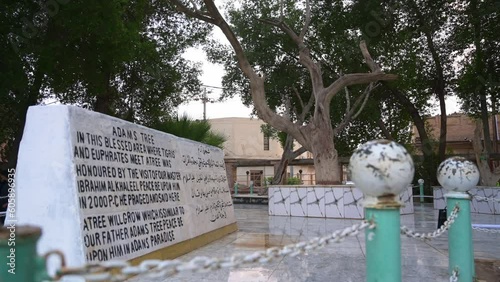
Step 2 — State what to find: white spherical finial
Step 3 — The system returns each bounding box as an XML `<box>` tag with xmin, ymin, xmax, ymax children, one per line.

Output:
<box><xmin>349</xmin><ymin>139</ymin><xmax>414</xmax><ymax>198</ymax></box>
<box><xmin>437</xmin><ymin>157</ymin><xmax>479</xmax><ymax>192</ymax></box>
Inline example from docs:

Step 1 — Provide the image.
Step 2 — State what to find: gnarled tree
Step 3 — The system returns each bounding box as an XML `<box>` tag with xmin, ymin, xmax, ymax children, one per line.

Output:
<box><xmin>170</xmin><ymin>0</ymin><xmax>397</xmax><ymax>184</ymax></box>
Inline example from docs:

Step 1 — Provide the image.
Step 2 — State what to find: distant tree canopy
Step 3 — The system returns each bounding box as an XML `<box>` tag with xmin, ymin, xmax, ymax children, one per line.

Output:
<box><xmin>0</xmin><ymin>0</ymin><xmax>208</xmax><ymax>167</ymax></box>
<box><xmin>205</xmin><ymin>0</ymin><xmax>413</xmax><ymax>158</ymax></box>
<box><xmin>172</xmin><ymin>0</ymin><xmax>500</xmax><ymax>185</ymax></box>
<box><xmin>151</xmin><ymin>115</ymin><xmax>226</xmax><ymax>148</ymax></box>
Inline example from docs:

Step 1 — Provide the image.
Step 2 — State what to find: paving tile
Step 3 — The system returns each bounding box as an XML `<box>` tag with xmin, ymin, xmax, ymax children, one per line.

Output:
<box><xmin>129</xmin><ymin>203</ymin><xmax>500</xmax><ymax>282</ymax></box>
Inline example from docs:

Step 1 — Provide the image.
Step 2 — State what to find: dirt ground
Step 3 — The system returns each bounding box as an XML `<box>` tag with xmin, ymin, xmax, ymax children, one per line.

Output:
<box><xmin>476</xmin><ymin>259</ymin><xmax>500</xmax><ymax>282</ymax></box>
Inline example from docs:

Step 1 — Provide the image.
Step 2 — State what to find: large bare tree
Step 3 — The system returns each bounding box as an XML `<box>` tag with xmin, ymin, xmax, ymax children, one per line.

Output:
<box><xmin>473</xmin><ymin>120</ymin><xmax>500</xmax><ymax>186</ymax></box>
<box><xmin>171</xmin><ymin>0</ymin><xmax>397</xmax><ymax>184</ymax></box>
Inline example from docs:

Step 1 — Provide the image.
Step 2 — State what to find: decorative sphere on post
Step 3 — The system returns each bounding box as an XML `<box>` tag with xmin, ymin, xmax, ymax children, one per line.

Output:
<box><xmin>348</xmin><ymin>139</ymin><xmax>415</xmax><ymax>198</ymax></box>
<box><xmin>437</xmin><ymin>157</ymin><xmax>479</xmax><ymax>192</ymax></box>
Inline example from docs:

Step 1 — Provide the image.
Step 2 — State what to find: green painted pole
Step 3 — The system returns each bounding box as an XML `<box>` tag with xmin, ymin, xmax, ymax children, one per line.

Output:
<box><xmin>446</xmin><ymin>194</ymin><xmax>474</xmax><ymax>282</ymax></box>
<box><xmin>349</xmin><ymin>139</ymin><xmax>413</xmax><ymax>282</ymax></box>
<box><xmin>437</xmin><ymin>157</ymin><xmax>479</xmax><ymax>282</ymax></box>
<box><xmin>0</xmin><ymin>226</ymin><xmax>48</xmax><ymax>282</ymax></box>
<box><xmin>234</xmin><ymin>183</ymin><xmax>238</xmax><ymax>195</ymax></box>
<box><xmin>418</xmin><ymin>179</ymin><xmax>424</xmax><ymax>203</ymax></box>
<box><xmin>250</xmin><ymin>182</ymin><xmax>254</xmax><ymax>195</ymax></box>
<box><xmin>419</xmin><ymin>183</ymin><xmax>424</xmax><ymax>203</ymax></box>
<box><xmin>365</xmin><ymin>207</ymin><xmax>401</xmax><ymax>282</ymax></box>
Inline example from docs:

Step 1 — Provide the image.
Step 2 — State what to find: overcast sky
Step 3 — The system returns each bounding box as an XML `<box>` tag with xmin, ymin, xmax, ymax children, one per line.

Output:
<box><xmin>178</xmin><ymin>46</ymin><xmax>253</xmax><ymax>120</ymax></box>
<box><xmin>179</xmin><ymin>45</ymin><xmax>461</xmax><ymax>121</ymax></box>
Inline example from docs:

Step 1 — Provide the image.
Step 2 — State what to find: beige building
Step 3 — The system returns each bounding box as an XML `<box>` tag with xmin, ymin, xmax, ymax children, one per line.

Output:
<box><xmin>411</xmin><ymin>113</ymin><xmax>500</xmax><ymax>156</ymax></box>
<box><xmin>209</xmin><ymin>117</ymin><xmax>315</xmax><ymax>188</ymax></box>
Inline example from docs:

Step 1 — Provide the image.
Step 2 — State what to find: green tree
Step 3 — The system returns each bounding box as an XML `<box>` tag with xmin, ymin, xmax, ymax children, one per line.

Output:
<box><xmin>171</xmin><ymin>0</ymin><xmax>398</xmax><ymax>184</ymax></box>
<box><xmin>150</xmin><ymin>115</ymin><xmax>226</xmax><ymax>148</ymax></box>
<box><xmin>453</xmin><ymin>0</ymin><xmax>500</xmax><ymax>185</ymax></box>
<box><xmin>0</xmin><ymin>0</ymin><xmax>51</xmax><ymax>167</ymax></box>
<box><xmin>1</xmin><ymin>0</ymin><xmax>208</xmax><ymax>168</ymax></box>
<box><xmin>346</xmin><ymin>0</ymin><xmax>461</xmax><ymax>184</ymax></box>
<box><xmin>210</xmin><ymin>0</ymin><xmax>413</xmax><ymax>181</ymax></box>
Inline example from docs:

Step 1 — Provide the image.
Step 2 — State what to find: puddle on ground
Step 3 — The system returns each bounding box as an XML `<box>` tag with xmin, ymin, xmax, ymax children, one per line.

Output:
<box><xmin>233</xmin><ymin>233</ymin><xmax>298</xmax><ymax>249</ymax></box>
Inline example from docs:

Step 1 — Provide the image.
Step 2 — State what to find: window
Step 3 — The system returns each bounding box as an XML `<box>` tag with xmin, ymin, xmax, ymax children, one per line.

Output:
<box><xmin>263</xmin><ymin>134</ymin><xmax>270</xmax><ymax>151</ymax></box>
<box><xmin>250</xmin><ymin>170</ymin><xmax>263</xmax><ymax>186</ymax></box>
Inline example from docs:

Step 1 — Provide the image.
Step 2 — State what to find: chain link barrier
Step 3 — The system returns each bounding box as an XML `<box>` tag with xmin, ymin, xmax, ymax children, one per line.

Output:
<box><xmin>47</xmin><ymin>202</ymin><xmax>496</xmax><ymax>281</ymax></box>
<box><xmin>53</xmin><ymin>220</ymin><xmax>375</xmax><ymax>281</ymax></box>
<box><xmin>449</xmin><ymin>268</ymin><xmax>458</xmax><ymax>282</ymax></box>
<box><xmin>473</xmin><ymin>195</ymin><xmax>500</xmax><ymax>203</ymax></box>
<box><xmin>400</xmin><ymin>204</ymin><xmax>460</xmax><ymax>240</ymax></box>
<box><xmin>472</xmin><ymin>226</ymin><xmax>500</xmax><ymax>234</ymax></box>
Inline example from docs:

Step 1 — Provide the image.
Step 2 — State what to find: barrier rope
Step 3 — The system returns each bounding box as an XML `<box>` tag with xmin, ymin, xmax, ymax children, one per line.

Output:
<box><xmin>54</xmin><ymin>220</ymin><xmax>375</xmax><ymax>281</ymax></box>
<box><xmin>472</xmin><ymin>226</ymin><xmax>500</xmax><ymax>234</ymax></box>
<box><xmin>400</xmin><ymin>204</ymin><xmax>460</xmax><ymax>240</ymax></box>
<box><xmin>473</xmin><ymin>195</ymin><xmax>500</xmax><ymax>203</ymax></box>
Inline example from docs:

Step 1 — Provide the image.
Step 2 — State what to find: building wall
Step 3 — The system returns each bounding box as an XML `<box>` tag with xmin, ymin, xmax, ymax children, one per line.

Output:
<box><xmin>411</xmin><ymin>114</ymin><xmax>500</xmax><ymax>155</ymax></box>
<box><xmin>209</xmin><ymin>117</ymin><xmax>283</xmax><ymax>159</ymax></box>
<box><xmin>209</xmin><ymin>117</ymin><xmax>315</xmax><ymax>186</ymax></box>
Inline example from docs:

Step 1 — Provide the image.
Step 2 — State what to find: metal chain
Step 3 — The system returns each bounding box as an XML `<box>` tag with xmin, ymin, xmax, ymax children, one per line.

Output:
<box><xmin>54</xmin><ymin>220</ymin><xmax>375</xmax><ymax>281</ymax></box>
<box><xmin>472</xmin><ymin>226</ymin><xmax>500</xmax><ymax>234</ymax></box>
<box><xmin>473</xmin><ymin>195</ymin><xmax>500</xmax><ymax>203</ymax></box>
<box><xmin>449</xmin><ymin>268</ymin><xmax>458</xmax><ymax>282</ymax></box>
<box><xmin>400</xmin><ymin>204</ymin><xmax>460</xmax><ymax>240</ymax></box>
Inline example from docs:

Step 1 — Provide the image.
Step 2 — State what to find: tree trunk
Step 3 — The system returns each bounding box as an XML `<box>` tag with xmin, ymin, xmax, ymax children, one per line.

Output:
<box><xmin>309</xmin><ymin>124</ymin><xmax>340</xmax><ymax>184</ymax></box>
<box><xmin>272</xmin><ymin>159</ymin><xmax>289</xmax><ymax>185</ymax></box>
<box><xmin>409</xmin><ymin>0</ymin><xmax>447</xmax><ymax>162</ymax></box>
<box><xmin>94</xmin><ymin>71</ymin><xmax>114</xmax><ymax>115</ymax></box>
<box><xmin>168</xmin><ymin>0</ymin><xmax>396</xmax><ymax>185</ymax></box>
<box><xmin>437</xmin><ymin>92</ymin><xmax>447</xmax><ymax>162</ymax></box>
<box><xmin>382</xmin><ymin>83</ymin><xmax>438</xmax><ymax>184</ymax></box>
<box><xmin>472</xmin><ymin>120</ymin><xmax>500</xmax><ymax>186</ymax></box>
<box><xmin>272</xmin><ymin>134</ymin><xmax>308</xmax><ymax>185</ymax></box>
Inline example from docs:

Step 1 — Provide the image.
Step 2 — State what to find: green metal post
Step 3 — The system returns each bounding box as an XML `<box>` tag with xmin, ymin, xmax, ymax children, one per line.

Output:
<box><xmin>417</xmin><ymin>179</ymin><xmax>425</xmax><ymax>203</ymax></box>
<box><xmin>0</xmin><ymin>226</ymin><xmax>49</xmax><ymax>282</ymax></box>
<box><xmin>447</xmin><ymin>194</ymin><xmax>474</xmax><ymax>282</ymax></box>
<box><xmin>419</xmin><ymin>183</ymin><xmax>424</xmax><ymax>203</ymax></box>
<box><xmin>234</xmin><ymin>183</ymin><xmax>238</xmax><ymax>195</ymax></box>
<box><xmin>365</xmin><ymin>207</ymin><xmax>401</xmax><ymax>282</ymax></box>
<box><xmin>250</xmin><ymin>182</ymin><xmax>254</xmax><ymax>195</ymax></box>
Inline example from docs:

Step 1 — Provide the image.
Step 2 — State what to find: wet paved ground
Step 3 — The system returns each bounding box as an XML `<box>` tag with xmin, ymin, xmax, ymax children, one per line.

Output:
<box><xmin>130</xmin><ymin>203</ymin><xmax>500</xmax><ymax>282</ymax></box>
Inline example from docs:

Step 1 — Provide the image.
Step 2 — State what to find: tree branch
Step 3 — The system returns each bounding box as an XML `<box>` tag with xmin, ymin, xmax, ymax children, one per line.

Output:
<box><xmin>351</xmin><ymin>86</ymin><xmax>373</xmax><ymax>120</ymax></box>
<box><xmin>344</xmin><ymin>86</ymin><xmax>351</xmax><ymax>113</ymax></box>
<box><xmin>170</xmin><ymin>0</ymin><xmax>217</xmax><ymax>24</ymax></box>
<box><xmin>291</xmin><ymin>86</ymin><xmax>305</xmax><ymax>112</ymax></box>
<box><xmin>360</xmin><ymin>40</ymin><xmax>381</xmax><ymax>72</ymax></box>
<box><xmin>377</xmin><ymin>117</ymin><xmax>393</xmax><ymax>140</ymax></box>
<box><xmin>291</xmin><ymin>86</ymin><xmax>314</xmax><ymax>124</ymax></box>
<box><xmin>324</xmin><ymin>41</ymin><xmax>396</xmax><ymax>104</ymax></box>
<box><xmin>299</xmin><ymin>0</ymin><xmax>311</xmax><ymax>40</ymax></box>
<box><xmin>334</xmin><ymin>83</ymin><xmax>376</xmax><ymax>135</ymax></box>
<box><xmin>291</xmin><ymin>146</ymin><xmax>308</xmax><ymax>159</ymax></box>
<box><xmin>175</xmin><ymin>0</ymin><xmax>309</xmax><ymax>147</ymax></box>
<box><xmin>259</xmin><ymin>18</ymin><xmax>324</xmax><ymax>94</ymax></box>
<box><xmin>325</xmin><ymin>72</ymin><xmax>397</xmax><ymax>104</ymax></box>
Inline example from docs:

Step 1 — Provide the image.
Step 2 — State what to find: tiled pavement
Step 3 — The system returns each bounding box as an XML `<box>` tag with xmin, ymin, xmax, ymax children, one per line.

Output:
<box><xmin>130</xmin><ymin>203</ymin><xmax>500</xmax><ymax>282</ymax></box>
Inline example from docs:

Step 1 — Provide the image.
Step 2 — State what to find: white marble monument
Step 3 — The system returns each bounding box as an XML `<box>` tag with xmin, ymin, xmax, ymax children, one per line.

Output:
<box><xmin>10</xmin><ymin>105</ymin><xmax>236</xmax><ymax>271</ymax></box>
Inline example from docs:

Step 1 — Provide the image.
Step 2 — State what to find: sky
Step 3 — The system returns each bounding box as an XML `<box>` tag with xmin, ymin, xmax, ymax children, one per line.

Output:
<box><xmin>177</xmin><ymin>46</ymin><xmax>254</xmax><ymax>120</ymax></box>
<box><xmin>179</xmin><ymin>44</ymin><xmax>461</xmax><ymax>121</ymax></box>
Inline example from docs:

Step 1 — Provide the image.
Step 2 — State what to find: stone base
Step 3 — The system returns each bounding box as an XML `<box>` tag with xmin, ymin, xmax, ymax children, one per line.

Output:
<box><xmin>433</xmin><ymin>186</ymin><xmax>500</xmax><ymax>214</ymax></box>
<box><xmin>129</xmin><ymin>223</ymin><xmax>238</xmax><ymax>263</ymax></box>
<box><xmin>268</xmin><ymin>185</ymin><xmax>414</xmax><ymax>219</ymax></box>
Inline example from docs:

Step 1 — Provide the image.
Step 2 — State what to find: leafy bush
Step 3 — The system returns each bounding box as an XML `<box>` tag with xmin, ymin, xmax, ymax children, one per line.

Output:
<box><xmin>265</xmin><ymin>176</ymin><xmax>274</xmax><ymax>186</ymax></box>
<box><xmin>285</xmin><ymin>177</ymin><xmax>302</xmax><ymax>185</ymax></box>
